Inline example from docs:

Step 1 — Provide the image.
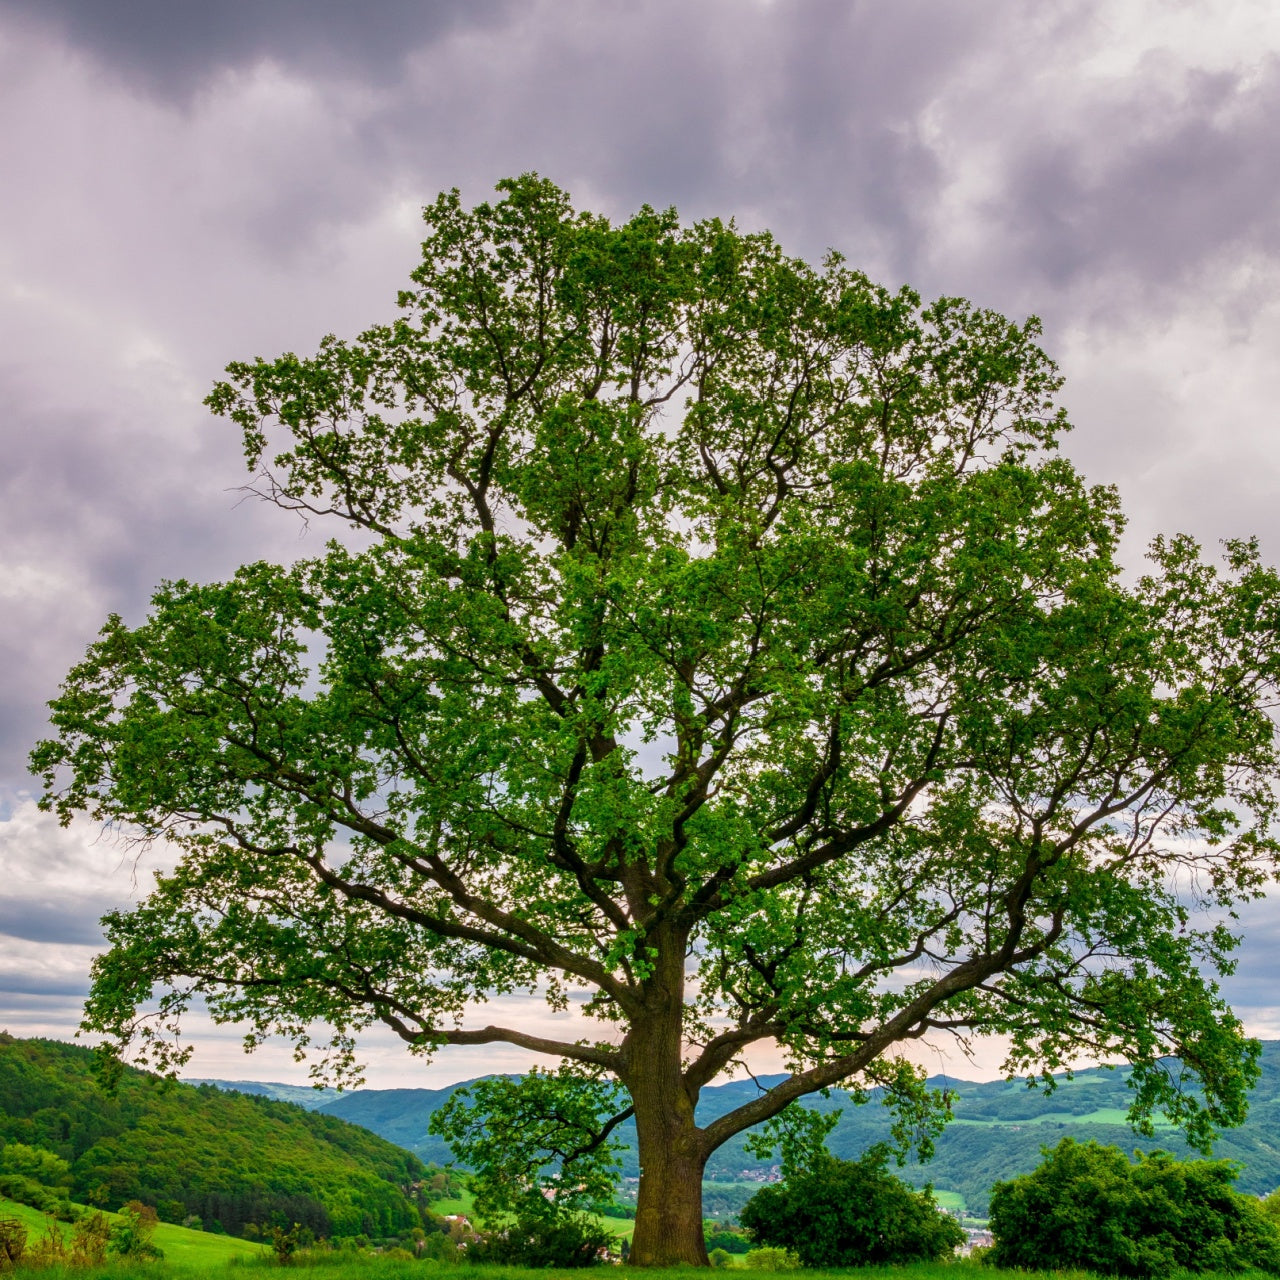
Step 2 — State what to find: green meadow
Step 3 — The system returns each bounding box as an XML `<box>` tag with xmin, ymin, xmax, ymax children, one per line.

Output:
<box><xmin>0</xmin><ymin>1194</ymin><xmax>264</xmax><ymax>1266</ymax></box>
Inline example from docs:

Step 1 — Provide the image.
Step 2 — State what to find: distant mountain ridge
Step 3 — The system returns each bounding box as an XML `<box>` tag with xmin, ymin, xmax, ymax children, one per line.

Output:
<box><xmin>187</xmin><ymin>1079</ymin><xmax>341</xmax><ymax>1109</ymax></box>
<box><xmin>195</xmin><ymin>1040</ymin><xmax>1280</xmax><ymax>1213</ymax></box>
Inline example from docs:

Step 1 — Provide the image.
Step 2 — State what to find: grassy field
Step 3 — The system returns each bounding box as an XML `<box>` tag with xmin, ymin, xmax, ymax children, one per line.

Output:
<box><xmin>0</xmin><ymin>1252</ymin><xmax>1231</xmax><ymax>1280</ymax></box>
<box><xmin>946</xmin><ymin>1108</ymin><xmax>1174</xmax><ymax>1129</ymax></box>
<box><xmin>0</xmin><ymin>1195</ymin><xmax>265</xmax><ymax>1267</ymax></box>
<box><xmin>0</xmin><ymin>1230</ymin><xmax>1276</xmax><ymax>1280</ymax></box>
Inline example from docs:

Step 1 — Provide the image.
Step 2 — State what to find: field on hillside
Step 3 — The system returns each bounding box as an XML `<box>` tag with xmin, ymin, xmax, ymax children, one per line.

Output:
<box><xmin>0</xmin><ymin>1195</ymin><xmax>265</xmax><ymax>1265</ymax></box>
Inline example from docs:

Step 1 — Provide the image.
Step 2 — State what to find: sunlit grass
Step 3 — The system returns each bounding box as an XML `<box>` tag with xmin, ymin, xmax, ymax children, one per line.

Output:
<box><xmin>0</xmin><ymin>1194</ymin><xmax>265</xmax><ymax>1269</ymax></box>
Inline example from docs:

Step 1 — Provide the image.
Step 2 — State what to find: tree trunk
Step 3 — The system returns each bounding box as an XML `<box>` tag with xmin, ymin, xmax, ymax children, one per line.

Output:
<box><xmin>630</xmin><ymin>1095</ymin><xmax>709</xmax><ymax>1266</ymax></box>
<box><xmin>623</xmin><ymin>928</ymin><xmax>710</xmax><ymax>1267</ymax></box>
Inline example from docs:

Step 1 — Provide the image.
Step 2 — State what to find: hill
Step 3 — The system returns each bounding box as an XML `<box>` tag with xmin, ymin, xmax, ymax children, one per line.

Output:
<box><xmin>204</xmin><ymin>1041</ymin><xmax>1280</xmax><ymax>1214</ymax></box>
<box><xmin>0</xmin><ymin>1194</ymin><xmax>264</xmax><ymax>1266</ymax></box>
<box><xmin>0</xmin><ymin>1035</ymin><xmax>427</xmax><ymax>1239</ymax></box>
<box><xmin>186</xmin><ymin>1079</ymin><xmax>339</xmax><ymax>1110</ymax></box>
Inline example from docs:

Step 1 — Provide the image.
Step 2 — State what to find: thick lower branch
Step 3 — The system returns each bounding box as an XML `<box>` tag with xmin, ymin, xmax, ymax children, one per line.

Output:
<box><xmin>432</xmin><ymin>1025</ymin><xmax>622</xmax><ymax>1069</ymax></box>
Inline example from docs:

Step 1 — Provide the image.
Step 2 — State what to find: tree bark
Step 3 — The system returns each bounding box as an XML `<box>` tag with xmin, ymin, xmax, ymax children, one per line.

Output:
<box><xmin>623</xmin><ymin>929</ymin><xmax>710</xmax><ymax>1267</ymax></box>
<box><xmin>630</xmin><ymin>1107</ymin><xmax>709</xmax><ymax>1267</ymax></box>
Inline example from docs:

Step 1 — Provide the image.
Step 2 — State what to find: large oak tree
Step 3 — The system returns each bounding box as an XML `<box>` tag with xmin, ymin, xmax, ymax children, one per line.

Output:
<box><xmin>34</xmin><ymin>177</ymin><xmax>1280</xmax><ymax>1266</ymax></box>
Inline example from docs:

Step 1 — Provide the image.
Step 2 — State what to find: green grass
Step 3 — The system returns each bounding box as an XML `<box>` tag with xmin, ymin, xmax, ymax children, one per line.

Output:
<box><xmin>947</xmin><ymin>1108</ymin><xmax>1174</xmax><ymax>1129</ymax></box>
<box><xmin>151</xmin><ymin>1220</ymin><xmax>265</xmax><ymax>1265</ymax></box>
<box><xmin>426</xmin><ymin>1190</ymin><xmax>474</xmax><ymax>1218</ymax></box>
<box><xmin>0</xmin><ymin>1196</ymin><xmax>59</xmax><ymax>1236</ymax></box>
<box><xmin>0</xmin><ymin>1260</ymin><xmax>1254</xmax><ymax>1280</ymax></box>
<box><xmin>0</xmin><ymin>1242</ymin><xmax>1275</xmax><ymax>1280</ymax></box>
<box><xmin>0</xmin><ymin>1195</ymin><xmax>265</xmax><ymax>1268</ymax></box>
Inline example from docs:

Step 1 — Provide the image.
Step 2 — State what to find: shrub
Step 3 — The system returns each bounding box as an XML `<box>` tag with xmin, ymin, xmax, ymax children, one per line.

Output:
<box><xmin>419</xmin><ymin>1232</ymin><xmax>458</xmax><ymax>1263</ymax></box>
<box><xmin>70</xmin><ymin>1210</ymin><xmax>111</xmax><ymax>1266</ymax></box>
<box><xmin>709</xmin><ymin>1247</ymin><xmax>734</xmax><ymax>1268</ymax></box>
<box><xmin>740</xmin><ymin>1148</ymin><xmax>965</xmax><ymax>1268</ymax></box>
<box><xmin>0</xmin><ymin>1218</ymin><xmax>25</xmax><ymax>1272</ymax></box>
<box><xmin>468</xmin><ymin>1209</ymin><xmax>612</xmax><ymax>1267</ymax></box>
<box><xmin>0</xmin><ymin>1173</ymin><xmax>74</xmax><ymax>1218</ymax></box>
<box><xmin>744</xmin><ymin>1245</ymin><xmax>800</xmax><ymax>1268</ymax></box>
<box><xmin>109</xmin><ymin>1200</ymin><xmax>165</xmax><ymax>1261</ymax></box>
<box><xmin>989</xmin><ymin>1137</ymin><xmax>1280</xmax><ymax>1277</ymax></box>
<box><xmin>269</xmin><ymin>1223</ymin><xmax>310</xmax><ymax>1265</ymax></box>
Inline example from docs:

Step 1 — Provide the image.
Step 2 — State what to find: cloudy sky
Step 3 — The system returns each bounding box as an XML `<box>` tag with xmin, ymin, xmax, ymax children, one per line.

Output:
<box><xmin>3</xmin><ymin>0</ymin><xmax>1280</xmax><ymax>1089</ymax></box>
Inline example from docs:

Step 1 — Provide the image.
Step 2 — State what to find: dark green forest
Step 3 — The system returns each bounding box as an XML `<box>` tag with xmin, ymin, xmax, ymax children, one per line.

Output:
<box><xmin>0</xmin><ymin>1036</ymin><xmax>427</xmax><ymax>1238</ymax></box>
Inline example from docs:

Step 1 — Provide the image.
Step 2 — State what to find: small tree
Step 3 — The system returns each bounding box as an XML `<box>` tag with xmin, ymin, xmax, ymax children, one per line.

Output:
<box><xmin>70</xmin><ymin>1211</ymin><xmax>111</xmax><ymax>1266</ymax></box>
<box><xmin>740</xmin><ymin>1147</ymin><xmax>964</xmax><ymax>1267</ymax></box>
<box><xmin>268</xmin><ymin>1223</ymin><xmax>308</xmax><ymax>1265</ymax></box>
<box><xmin>989</xmin><ymin>1137</ymin><xmax>1280</xmax><ymax>1277</ymax></box>
<box><xmin>35</xmin><ymin>175</ymin><xmax>1280</xmax><ymax>1266</ymax></box>
<box><xmin>109</xmin><ymin>1201</ymin><xmax>164</xmax><ymax>1261</ymax></box>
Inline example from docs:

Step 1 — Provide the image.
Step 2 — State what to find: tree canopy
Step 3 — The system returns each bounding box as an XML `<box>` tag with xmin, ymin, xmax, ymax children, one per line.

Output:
<box><xmin>32</xmin><ymin>175</ymin><xmax>1280</xmax><ymax>1265</ymax></box>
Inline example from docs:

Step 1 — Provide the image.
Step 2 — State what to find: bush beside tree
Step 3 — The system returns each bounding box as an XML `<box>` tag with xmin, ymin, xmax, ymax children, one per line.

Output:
<box><xmin>467</xmin><ymin>1208</ymin><xmax>613</xmax><ymax>1268</ymax></box>
<box><xmin>989</xmin><ymin>1137</ymin><xmax>1280</xmax><ymax>1277</ymax></box>
<box><xmin>740</xmin><ymin>1148</ymin><xmax>965</xmax><ymax>1267</ymax></box>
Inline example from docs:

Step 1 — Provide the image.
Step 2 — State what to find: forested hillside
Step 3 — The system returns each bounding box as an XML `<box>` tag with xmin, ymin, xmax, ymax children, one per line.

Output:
<box><xmin>207</xmin><ymin>1041</ymin><xmax>1280</xmax><ymax>1214</ymax></box>
<box><xmin>0</xmin><ymin>1036</ymin><xmax>426</xmax><ymax>1238</ymax></box>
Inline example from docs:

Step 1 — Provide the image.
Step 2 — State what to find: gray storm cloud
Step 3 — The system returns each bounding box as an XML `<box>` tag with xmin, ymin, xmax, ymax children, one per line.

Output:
<box><xmin>0</xmin><ymin>0</ymin><xmax>513</xmax><ymax>96</ymax></box>
<box><xmin>2</xmin><ymin>0</ymin><xmax>1279</xmax><ymax>1076</ymax></box>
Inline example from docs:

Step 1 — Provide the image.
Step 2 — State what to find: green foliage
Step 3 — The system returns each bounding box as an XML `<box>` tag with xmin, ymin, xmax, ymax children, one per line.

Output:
<box><xmin>268</xmin><ymin>1223</ymin><xmax>312</xmax><ymax>1265</ymax></box>
<box><xmin>1263</xmin><ymin>1187</ymin><xmax>1280</xmax><ymax>1221</ymax></box>
<box><xmin>744</xmin><ymin>1101</ymin><xmax>842</xmax><ymax>1178</ymax></box>
<box><xmin>745</xmin><ymin>1245</ymin><xmax>801</xmax><ymax>1269</ymax></box>
<box><xmin>109</xmin><ymin>1200</ymin><xmax>164</xmax><ymax>1261</ymax></box>
<box><xmin>705</xmin><ymin>1225</ymin><xmax>751</xmax><ymax>1254</ymax></box>
<box><xmin>0</xmin><ymin>1145</ymin><xmax>70</xmax><ymax>1188</ymax></box>
<box><xmin>740</xmin><ymin>1148</ymin><xmax>965</xmax><ymax>1267</ymax></box>
<box><xmin>989</xmin><ymin>1137</ymin><xmax>1280</xmax><ymax>1276</ymax></box>
<box><xmin>32</xmin><ymin>173</ymin><xmax>1280</xmax><ymax>1261</ymax></box>
<box><xmin>418</xmin><ymin>1165</ymin><xmax>462</xmax><ymax>1202</ymax></box>
<box><xmin>429</xmin><ymin>1067</ymin><xmax>627</xmax><ymax>1220</ymax></box>
<box><xmin>0</xmin><ymin>1038</ymin><xmax>424</xmax><ymax>1241</ymax></box>
<box><xmin>708</xmin><ymin>1246</ymin><xmax>734</xmax><ymax>1268</ymax></box>
<box><xmin>70</xmin><ymin>1210</ymin><xmax>111</xmax><ymax>1266</ymax></box>
<box><xmin>468</xmin><ymin>1207</ymin><xmax>614</xmax><ymax>1268</ymax></box>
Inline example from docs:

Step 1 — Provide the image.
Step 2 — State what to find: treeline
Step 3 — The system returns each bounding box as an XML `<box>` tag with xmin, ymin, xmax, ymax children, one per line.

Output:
<box><xmin>0</xmin><ymin>1036</ymin><xmax>427</xmax><ymax>1239</ymax></box>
